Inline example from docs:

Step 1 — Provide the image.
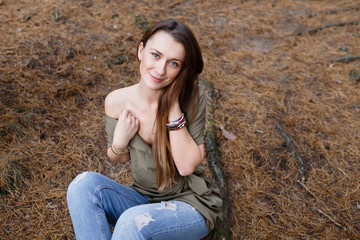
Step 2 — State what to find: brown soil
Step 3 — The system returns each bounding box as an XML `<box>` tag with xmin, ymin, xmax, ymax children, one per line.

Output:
<box><xmin>1</xmin><ymin>0</ymin><xmax>359</xmax><ymax>239</ymax></box>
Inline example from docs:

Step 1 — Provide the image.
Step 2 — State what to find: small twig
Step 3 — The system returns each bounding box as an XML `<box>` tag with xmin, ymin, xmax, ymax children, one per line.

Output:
<box><xmin>310</xmin><ymin>206</ymin><xmax>345</xmax><ymax>230</ymax></box>
<box><xmin>297</xmin><ymin>180</ymin><xmax>315</xmax><ymax>198</ymax></box>
<box><xmin>24</xmin><ymin>12</ymin><xmax>37</xmax><ymax>22</ymax></box>
<box><xmin>54</xmin><ymin>7</ymin><xmax>60</xmax><ymax>22</ymax></box>
<box><xmin>296</xmin><ymin>21</ymin><xmax>360</xmax><ymax>36</ymax></box>
<box><xmin>276</xmin><ymin>123</ymin><xmax>306</xmax><ymax>182</ymax></box>
<box><xmin>298</xmin><ymin>181</ymin><xmax>355</xmax><ymax>237</ymax></box>
<box><xmin>267</xmin><ymin>213</ymin><xmax>277</xmax><ymax>224</ymax></box>
<box><xmin>335</xmin><ymin>55</ymin><xmax>360</xmax><ymax>63</ymax></box>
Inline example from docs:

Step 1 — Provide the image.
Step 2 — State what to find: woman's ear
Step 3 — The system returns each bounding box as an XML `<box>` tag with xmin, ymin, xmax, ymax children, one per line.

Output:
<box><xmin>138</xmin><ymin>42</ymin><xmax>144</xmax><ymax>61</ymax></box>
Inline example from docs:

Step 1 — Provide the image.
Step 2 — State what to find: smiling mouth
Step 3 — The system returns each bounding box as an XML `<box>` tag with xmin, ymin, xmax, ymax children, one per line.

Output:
<box><xmin>149</xmin><ymin>73</ymin><xmax>164</xmax><ymax>82</ymax></box>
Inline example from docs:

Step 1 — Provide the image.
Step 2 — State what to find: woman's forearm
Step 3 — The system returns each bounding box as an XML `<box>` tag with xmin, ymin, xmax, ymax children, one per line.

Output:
<box><xmin>169</xmin><ymin>129</ymin><xmax>204</xmax><ymax>176</ymax></box>
<box><xmin>107</xmin><ymin>146</ymin><xmax>130</xmax><ymax>164</ymax></box>
<box><xmin>168</xmin><ymin>102</ymin><xmax>204</xmax><ymax>175</ymax></box>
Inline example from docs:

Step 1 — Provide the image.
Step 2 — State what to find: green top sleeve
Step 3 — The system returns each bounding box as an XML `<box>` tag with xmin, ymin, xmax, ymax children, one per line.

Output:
<box><xmin>186</xmin><ymin>85</ymin><xmax>206</xmax><ymax>145</ymax></box>
<box><xmin>105</xmin><ymin>115</ymin><xmax>117</xmax><ymax>148</ymax></box>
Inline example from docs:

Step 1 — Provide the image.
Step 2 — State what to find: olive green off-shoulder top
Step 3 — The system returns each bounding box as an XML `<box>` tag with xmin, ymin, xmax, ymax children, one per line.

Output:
<box><xmin>104</xmin><ymin>86</ymin><xmax>222</xmax><ymax>230</ymax></box>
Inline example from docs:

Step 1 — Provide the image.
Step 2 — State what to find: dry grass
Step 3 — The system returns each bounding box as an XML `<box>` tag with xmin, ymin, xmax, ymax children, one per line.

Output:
<box><xmin>1</xmin><ymin>0</ymin><xmax>359</xmax><ymax>239</ymax></box>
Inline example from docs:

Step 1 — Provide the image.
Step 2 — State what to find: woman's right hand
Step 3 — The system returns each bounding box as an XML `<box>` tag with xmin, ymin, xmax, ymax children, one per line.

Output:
<box><xmin>112</xmin><ymin>109</ymin><xmax>139</xmax><ymax>150</ymax></box>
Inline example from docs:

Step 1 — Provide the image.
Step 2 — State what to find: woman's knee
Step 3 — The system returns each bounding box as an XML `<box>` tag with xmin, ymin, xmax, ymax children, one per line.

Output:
<box><xmin>67</xmin><ymin>172</ymin><xmax>99</xmax><ymax>202</ymax></box>
<box><xmin>112</xmin><ymin>207</ymin><xmax>148</xmax><ymax>238</ymax></box>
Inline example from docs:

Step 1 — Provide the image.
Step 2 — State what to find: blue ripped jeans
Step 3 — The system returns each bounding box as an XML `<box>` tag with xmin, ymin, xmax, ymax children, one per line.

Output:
<box><xmin>66</xmin><ymin>172</ymin><xmax>209</xmax><ymax>240</ymax></box>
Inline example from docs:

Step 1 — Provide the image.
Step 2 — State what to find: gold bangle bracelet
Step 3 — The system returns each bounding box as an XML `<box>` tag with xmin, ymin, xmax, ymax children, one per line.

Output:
<box><xmin>110</xmin><ymin>145</ymin><xmax>129</xmax><ymax>155</ymax></box>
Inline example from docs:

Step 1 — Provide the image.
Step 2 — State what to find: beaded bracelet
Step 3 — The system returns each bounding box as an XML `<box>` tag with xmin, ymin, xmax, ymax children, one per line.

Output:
<box><xmin>166</xmin><ymin>113</ymin><xmax>187</xmax><ymax>131</ymax></box>
<box><xmin>110</xmin><ymin>145</ymin><xmax>129</xmax><ymax>155</ymax></box>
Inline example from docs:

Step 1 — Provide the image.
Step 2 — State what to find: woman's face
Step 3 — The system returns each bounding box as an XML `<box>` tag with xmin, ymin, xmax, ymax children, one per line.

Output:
<box><xmin>138</xmin><ymin>30</ymin><xmax>185</xmax><ymax>91</ymax></box>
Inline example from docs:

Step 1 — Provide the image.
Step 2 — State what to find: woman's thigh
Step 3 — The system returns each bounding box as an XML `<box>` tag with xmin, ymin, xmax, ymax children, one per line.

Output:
<box><xmin>67</xmin><ymin>172</ymin><xmax>148</xmax><ymax>227</ymax></box>
<box><xmin>112</xmin><ymin>201</ymin><xmax>209</xmax><ymax>240</ymax></box>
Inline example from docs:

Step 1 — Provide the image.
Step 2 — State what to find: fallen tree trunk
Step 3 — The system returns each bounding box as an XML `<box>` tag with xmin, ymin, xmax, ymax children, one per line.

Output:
<box><xmin>200</xmin><ymin>78</ymin><xmax>232</xmax><ymax>240</ymax></box>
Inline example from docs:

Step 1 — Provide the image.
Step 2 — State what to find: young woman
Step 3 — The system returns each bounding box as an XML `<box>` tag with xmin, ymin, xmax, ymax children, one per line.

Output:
<box><xmin>67</xmin><ymin>19</ymin><xmax>222</xmax><ymax>240</ymax></box>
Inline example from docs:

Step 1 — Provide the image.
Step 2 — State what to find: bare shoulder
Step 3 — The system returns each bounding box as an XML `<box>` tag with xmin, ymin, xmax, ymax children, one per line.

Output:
<box><xmin>105</xmin><ymin>85</ymin><xmax>135</xmax><ymax>118</ymax></box>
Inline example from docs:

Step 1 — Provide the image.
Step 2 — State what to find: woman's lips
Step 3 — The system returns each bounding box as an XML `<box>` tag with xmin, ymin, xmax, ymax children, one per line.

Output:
<box><xmin>149</xmin><ymin>73</ymin><xmax>164</xmax><ymax>82</ymax></box>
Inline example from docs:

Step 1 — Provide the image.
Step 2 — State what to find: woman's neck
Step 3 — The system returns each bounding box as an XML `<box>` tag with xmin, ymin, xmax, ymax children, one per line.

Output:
<box><xmin>135</xmin><ymin>82</ymin><xmax>161</xmax><ymax>109</ymax></box>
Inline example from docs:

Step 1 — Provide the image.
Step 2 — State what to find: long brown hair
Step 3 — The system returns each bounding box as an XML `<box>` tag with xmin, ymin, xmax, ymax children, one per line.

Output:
<box><xmin>137</xmin><ymin>19</ymin><xmax>204</xmax><ymax>190</ymax></box>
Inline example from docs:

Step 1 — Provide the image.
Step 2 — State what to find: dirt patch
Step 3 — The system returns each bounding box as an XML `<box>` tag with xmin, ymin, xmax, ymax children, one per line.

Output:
<box><xmin>1</xmin><ymin>0</ymin><xmax>359</xmax><ymax>239</ymax></box>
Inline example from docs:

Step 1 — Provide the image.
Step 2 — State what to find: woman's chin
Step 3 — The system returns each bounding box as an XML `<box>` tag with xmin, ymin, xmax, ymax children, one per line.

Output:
<box><xmin>142</xmin><ymin>77</ymin><xmax>171</xmax><ymax>90</ymax></box>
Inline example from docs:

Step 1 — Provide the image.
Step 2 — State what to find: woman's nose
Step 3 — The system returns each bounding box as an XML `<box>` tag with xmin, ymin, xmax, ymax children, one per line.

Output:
<box><xmin>155</xmin><ymin>60</ymin><xmax>166</xmax><ymax>75</ymax></box>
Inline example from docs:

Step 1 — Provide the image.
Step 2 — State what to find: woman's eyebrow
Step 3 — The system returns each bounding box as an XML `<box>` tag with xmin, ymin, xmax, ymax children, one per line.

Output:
<box><xmin>150</xmin><ymin>48</ymin><xmax>183</xmax><ymax>62</ymax></box>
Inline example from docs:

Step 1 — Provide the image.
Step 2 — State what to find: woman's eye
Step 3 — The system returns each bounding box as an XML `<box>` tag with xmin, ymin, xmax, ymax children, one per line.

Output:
<box><xmin>151</xmin><ymin>53</ymin><xmax>159</xmax><ymax>58</ymax></box>
<box><xmin>170</xmin><ymin>61</ymin><xmax>179</xmax><ymax>67</ymax></box>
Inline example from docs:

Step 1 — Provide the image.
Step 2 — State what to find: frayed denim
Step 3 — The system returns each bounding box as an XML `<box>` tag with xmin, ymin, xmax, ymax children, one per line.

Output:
<box><xmin>67</xmin><ymin>172</ymin><xmax>209</xmax><ymax>240</ymax></box>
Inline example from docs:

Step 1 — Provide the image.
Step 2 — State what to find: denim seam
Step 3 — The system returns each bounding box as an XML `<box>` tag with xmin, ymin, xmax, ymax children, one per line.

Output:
<box><xmin>95</xmin><ymin>184</ymin><xmax>147</xmax><ymax>205</ymax></box>
<box><xmin>93</xmin><ymin>184</ymin><xmax>148</xmax><ymax>239</ymax></box>
<box><xmin>94</xmin><ymin>196</ymin><xmax>108</xmax><ymax>240</ymax></box>
<box><xmin>93</xmin><ymin>185</ymin><xmax>145</xmax><ymax>240</ymax></box>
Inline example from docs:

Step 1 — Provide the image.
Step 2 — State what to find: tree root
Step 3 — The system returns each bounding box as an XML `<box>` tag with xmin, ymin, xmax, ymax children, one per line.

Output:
<box><xmin>308</xmin><ymin>6</ymin><xmax>360</xmax><ymax>18</ymax></box>
<box><xmin>200</xmin><ymin>78</ymin><xmax>232</xmax><ymax>240</ymax></box>
<box><xmin>296</xmin><ymin>21</ymin><xmax>360</xmax><ymax>36</ymax></box>
<box><xmin>276</xmin><ymin>123</ymin><xmax>306</xmax><ymax>183</ymax></box>
<box><xmin>336</xmin><ymin>55</ymin><xmax>360</xmax><ymax>64</ymax></box>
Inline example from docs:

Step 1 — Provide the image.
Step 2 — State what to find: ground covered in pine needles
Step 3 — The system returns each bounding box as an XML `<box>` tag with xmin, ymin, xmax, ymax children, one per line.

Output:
<box><xmin>1</xmin><ymin>0</ymin><xmax>359</xmax><ymax>239</ymax></box>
